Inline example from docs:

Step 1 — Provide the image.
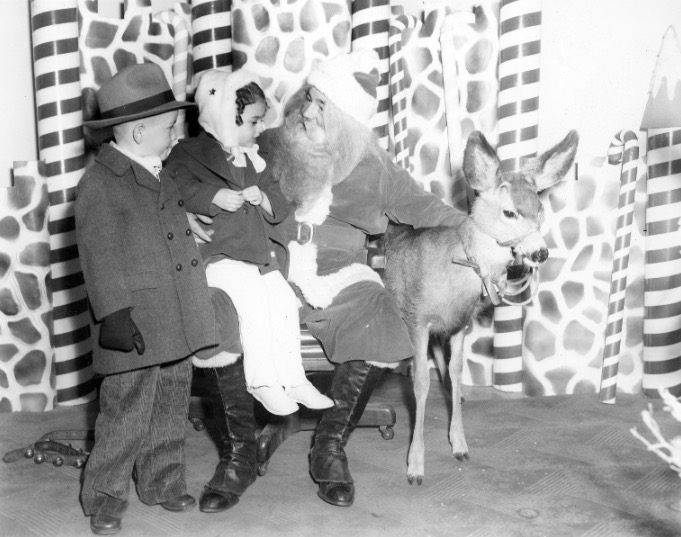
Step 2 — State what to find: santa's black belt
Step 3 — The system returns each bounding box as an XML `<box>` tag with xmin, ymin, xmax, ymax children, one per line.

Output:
<box><xmin>295</xmin><ymin>222</ymin><xmax>366</xmax><ymax>250</ymax></box>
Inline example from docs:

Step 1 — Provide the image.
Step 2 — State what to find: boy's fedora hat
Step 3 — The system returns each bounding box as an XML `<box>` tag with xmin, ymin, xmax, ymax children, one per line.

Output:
<box><xmin>84</xmin><ymin>63</ymin><xmax>194</xmax><ymax>129</ymax></box>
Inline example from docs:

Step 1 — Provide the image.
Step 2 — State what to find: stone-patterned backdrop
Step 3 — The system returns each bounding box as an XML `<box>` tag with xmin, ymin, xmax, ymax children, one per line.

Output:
<box><xmin>0</xmin><ymin>161</ymin><xmax>56</xmax><ymax>412</ymax></box>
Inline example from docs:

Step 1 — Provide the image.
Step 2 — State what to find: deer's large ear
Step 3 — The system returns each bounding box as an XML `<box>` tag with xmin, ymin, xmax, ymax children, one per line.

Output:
<box><xmin>524</xmin><ymin>130</ymin><xmax>579</xmax><ymax>192</ymax></box>
<box><xmin>463</xmin><ymin>131</ymin><xmax>500</xmax><ymax>192</ymax></box>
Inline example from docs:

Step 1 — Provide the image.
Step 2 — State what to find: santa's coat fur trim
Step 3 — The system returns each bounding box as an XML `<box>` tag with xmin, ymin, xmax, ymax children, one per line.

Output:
<box><xmin>286</xmin><ymin>183</ymin><xmax>383</xmax><ymax>309</ymax></box>
<box><xmin>192</xmin><ymin>351</ymin><xmax>241</xmax><ymax>368</ymax></box>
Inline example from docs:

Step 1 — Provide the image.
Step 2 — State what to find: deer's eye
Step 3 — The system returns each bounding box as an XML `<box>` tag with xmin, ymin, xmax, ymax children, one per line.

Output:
<box><xmin>503</xmin><ymin>210</ymin><xmax>517</xmax><ymax>219</ymax></box>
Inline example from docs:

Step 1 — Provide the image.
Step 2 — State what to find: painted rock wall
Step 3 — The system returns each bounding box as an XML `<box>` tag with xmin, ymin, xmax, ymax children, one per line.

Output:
<box><xmin>0</xmin><ymin>162</ymin><xmax>56</xmax><ymax>411</ymax></box>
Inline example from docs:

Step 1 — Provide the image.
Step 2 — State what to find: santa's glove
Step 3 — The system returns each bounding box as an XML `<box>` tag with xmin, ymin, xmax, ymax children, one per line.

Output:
<box><xmin>100</xmin><ymin>308</ymin><xmax>146</xmax><ymax>355</ymax></box>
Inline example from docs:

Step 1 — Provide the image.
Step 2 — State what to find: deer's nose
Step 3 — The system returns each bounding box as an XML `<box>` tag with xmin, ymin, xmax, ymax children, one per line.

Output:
<box><xmin>531</xmin><ymin>248</ymin><xmax>549</xmax><ymax>264</ymax></box>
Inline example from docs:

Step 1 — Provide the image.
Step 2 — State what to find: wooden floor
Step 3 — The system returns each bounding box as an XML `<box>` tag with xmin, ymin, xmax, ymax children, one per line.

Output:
<box><xmin>2</xmin><ymin>372</ymin><xmax>681</xmax><ymax>537</ymax></box>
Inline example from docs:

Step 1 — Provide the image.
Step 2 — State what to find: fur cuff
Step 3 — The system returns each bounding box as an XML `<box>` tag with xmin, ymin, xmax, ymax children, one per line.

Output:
<box><xmin>288</xmin><ymin>241</ymin><xmax>383</xmax><ymax>309</ymax></box>
<box><xmin>192</xmin><ymin>351</ymin><xmax>241</xmax><ymax>368</ymax></box>
<box><xmin>367</xmin><ymin>360</ymin><xmax>400</xmax><ymax>369</ymax></box>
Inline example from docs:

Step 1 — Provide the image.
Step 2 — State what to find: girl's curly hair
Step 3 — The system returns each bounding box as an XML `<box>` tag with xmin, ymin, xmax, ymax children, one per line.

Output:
<box><xmin>235</xmin><ymin>82</ymin><xmax>266</xmax><ymax>126</ymax></box>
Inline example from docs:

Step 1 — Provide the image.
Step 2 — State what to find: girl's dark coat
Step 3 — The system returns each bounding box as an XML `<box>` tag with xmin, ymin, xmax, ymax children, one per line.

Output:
<box><xmin>165</xmin><ymin>132</ymin><xmax>291</xmax><ymax>275</ymax></box>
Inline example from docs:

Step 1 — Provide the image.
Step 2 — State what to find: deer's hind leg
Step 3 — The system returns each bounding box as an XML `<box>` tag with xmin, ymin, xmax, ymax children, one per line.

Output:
<box><xmin>407</xmin><ymin>322</ymin><xmax>431</xmax><ymax>485</ymax></box>
<box><xmin>448</xmin><ymin>330</ymin><xmax>469</xmax><ymax>460</ymax></box>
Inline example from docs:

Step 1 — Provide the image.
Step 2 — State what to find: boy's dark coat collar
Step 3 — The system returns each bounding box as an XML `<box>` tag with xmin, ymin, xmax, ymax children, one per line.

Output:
<box><xmin>95</xmin><ymin>143</ymin><xmax>173</xmax><ymax>203</ymax></box>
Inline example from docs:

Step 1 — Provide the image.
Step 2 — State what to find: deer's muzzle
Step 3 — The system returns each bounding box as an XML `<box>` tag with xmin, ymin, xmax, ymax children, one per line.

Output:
<box><xmin>530</xmin><ymin>248</ymin><xmax>549</xmax><ymax>264</ymax></box>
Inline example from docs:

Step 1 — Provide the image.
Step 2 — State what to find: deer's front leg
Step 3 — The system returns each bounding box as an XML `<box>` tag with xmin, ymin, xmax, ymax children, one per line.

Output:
<box><xmin>448</xmin><ymin>330</ymin><xmax>469</xmax><ymax>461</ymax></box>
<box><xmin>407</xmin><ymin>324</ymin><xmax>431</xmax><ymax>485</ymax></box>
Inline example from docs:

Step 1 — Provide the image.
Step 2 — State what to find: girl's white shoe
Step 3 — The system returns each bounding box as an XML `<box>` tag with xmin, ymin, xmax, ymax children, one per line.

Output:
<box><xmin>251</xmin><ymin>386</ymin><xmax>299</xmax><ymax>415</ymax></box>
<box><xmin>286</xmin><ymin>384</ymin><xmax>335</xmax><ymax>410</ymax></box>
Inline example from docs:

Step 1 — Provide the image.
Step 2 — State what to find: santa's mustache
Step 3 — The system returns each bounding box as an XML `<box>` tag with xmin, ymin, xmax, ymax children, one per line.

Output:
<box><xmin>285</xmin><ymin>110</ymin><xmax>308</xmax><ymax>132</ymax></box>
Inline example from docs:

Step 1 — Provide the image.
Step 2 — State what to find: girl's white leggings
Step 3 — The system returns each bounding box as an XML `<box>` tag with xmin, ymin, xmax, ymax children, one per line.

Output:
<box><xmin>206</xmin><ymin>258</ymin><xmax>308</xmax><ymax>391</ymax></box>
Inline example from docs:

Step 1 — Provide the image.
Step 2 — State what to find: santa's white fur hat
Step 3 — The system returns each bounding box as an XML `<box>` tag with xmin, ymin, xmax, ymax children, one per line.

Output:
<box><xmin>195</xmin><ymin>68</ymin><xmax>262</xmax><ymax>148</ymax></box>
<box><xmin>307</xmin><ymin>49</ymin><xmax>380</xmax><ymax>126</ymax></box>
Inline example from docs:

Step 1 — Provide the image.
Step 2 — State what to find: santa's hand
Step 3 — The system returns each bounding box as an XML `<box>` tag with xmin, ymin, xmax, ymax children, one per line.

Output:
<box><xmin>242</xmin><ymin>185</ymin><xmax>263</xmax><ymax>206</ymax></box>
<box><xmin>212</xmin><ymin>188</ymin><xmax>244</xmax><ymax>212</ymax></box>
<box><xmin>187</xmin><ymin>213</ymin><xmax>214</xmax><ymax>244</ymax></box>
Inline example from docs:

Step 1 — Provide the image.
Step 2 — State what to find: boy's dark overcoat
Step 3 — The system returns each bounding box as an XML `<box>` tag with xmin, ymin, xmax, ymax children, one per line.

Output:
<box><xmin>75</xmin><ymin>144</ymin><xmax>217</xmax><ymax>375</ymax></box>
<box><xmin>165</xmin><ymin>132</ymin><xmax>291</xmax><ymax>275</ymax></box>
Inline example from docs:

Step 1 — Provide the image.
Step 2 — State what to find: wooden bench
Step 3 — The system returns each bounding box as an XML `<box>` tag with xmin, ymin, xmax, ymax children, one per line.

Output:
<box><xmin>189</xmin><ymin>236</ymin><xmax>397</xmax><ymax>475</ymax></box>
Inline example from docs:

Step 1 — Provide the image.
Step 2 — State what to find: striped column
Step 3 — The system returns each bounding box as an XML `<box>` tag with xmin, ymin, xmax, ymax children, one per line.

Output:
<box><xmin>30</xmin><ymin>0</ymin><xmax>96</xmax><ymax>405</ymax></box>
<box><xmin>599</xmin><ymin>130</ymin><xmax>640</xmax><ymax>404</ymax></box>
<box><xmin>388</xmin><ymin>15</ymin><xmax>421</xmax><ymax>171</ymax></box>
<box><xmin>191</xmin><ymin>0</ymin><xmax>232</xmax><ymax>87</ymax></box>
<box><xmin>643</xmin><ymin>128</ymin><xmax>681</xmax><ymax>398</ymax></box>
<box><xmin>440</xmin><ymin>10</ymin><xmax>475</xmax><ymax>213</ymax></box>
<box><xmin>351</xmin><ymin>0</ymin><xmax>391</xmax><ymax>149</ymax></box>
<box><xmin>493</xmin><ymin>0</ymin><xmax>543</xmax><ymax>392</ymax></box>
<box><xmin>156</xmin><ymin>6</ymin><xmax>192</xmax><ymax>139</ymax></box>
<box><xmin>496</xmin><ymin>0</ymin><xmax>542</xmax><ymax>169</ymax></box>
<box><xmin>640</xmin><ymin>27</ymin><xmax>681</xmax><ymax>398</ymax></box>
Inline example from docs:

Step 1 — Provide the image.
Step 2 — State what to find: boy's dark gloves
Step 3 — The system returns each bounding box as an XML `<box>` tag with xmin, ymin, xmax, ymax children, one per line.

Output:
<box><xmin>100</xmin><ymin>308</ymin><xmax>146</xmax><ymax>355</ymax></box>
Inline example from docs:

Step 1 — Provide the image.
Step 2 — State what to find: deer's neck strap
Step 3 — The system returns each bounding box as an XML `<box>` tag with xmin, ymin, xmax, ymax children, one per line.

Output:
<box><xmin>451</xmin><ymin>256</ymin><xmax>502</xmax><ymax>306</ymax></box>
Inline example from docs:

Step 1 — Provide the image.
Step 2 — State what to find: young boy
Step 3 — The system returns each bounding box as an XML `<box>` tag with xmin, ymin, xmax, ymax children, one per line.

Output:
<box><xmin>75</xmin><ymin>64</ymin><xmax>217</xmax><ymax>535</ymax></box>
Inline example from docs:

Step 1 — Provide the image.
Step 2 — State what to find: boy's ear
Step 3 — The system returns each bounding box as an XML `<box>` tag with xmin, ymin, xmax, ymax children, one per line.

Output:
<box><xmin>132</xmin><ymin>123</ymin><xmax>145</xmax><ymax>144</ymax></box>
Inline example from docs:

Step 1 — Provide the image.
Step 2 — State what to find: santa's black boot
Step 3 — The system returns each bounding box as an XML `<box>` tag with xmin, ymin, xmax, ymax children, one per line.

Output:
<box><xmin>310</xmin><ymin>360</ymin><xmax>383</xmax><ymax>507</ymax></box>
<box><xmin>200</xmin><ymin>361</ymin><xmax>258</xmax><ymax>513</ymax></box>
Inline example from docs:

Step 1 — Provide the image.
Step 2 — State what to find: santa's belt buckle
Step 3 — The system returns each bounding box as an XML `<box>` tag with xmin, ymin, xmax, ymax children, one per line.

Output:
<box><xmin>296</xmin><ymin>222</ymin><xmax>314</xmax><ymax>245</ymax></box>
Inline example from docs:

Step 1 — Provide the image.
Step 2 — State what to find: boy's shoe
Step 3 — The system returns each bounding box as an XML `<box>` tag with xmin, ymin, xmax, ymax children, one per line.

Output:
<box><xmin>287</xmin><ymin>384</ymin><xmax>335</xmax><ymax>410</ymax></box>
<box><xmin>251</xmin><ymin>386</ymin><xmax>299</xmax><ymax>415</ymax></box>
<box><xmin>199</xmin><ymin>490</ymin><xmax>240</xmax><ymax>513</ymax></box>
<box><xmin>160</xmin><ymin>494</ymin><xmax>196</xmax><ymax>512</ymax></box>
<box><xmin>90</xmin><ymin>514</ymin><xmax>121</xmax><ymax>535</ymax></box>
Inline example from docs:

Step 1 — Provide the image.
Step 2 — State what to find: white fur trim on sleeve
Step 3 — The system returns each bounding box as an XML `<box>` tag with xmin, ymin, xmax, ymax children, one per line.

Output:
<box><xmin>192</xmin><ymin>351</ymin><xmax>242</xmax><ymax>368</ymax></box>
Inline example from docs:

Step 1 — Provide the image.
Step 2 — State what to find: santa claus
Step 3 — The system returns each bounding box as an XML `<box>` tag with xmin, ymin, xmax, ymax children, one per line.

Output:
<box><xmin>253</xmin><ymin>49</ymin><xmax>467</xmax><ymax>507</ymax></box>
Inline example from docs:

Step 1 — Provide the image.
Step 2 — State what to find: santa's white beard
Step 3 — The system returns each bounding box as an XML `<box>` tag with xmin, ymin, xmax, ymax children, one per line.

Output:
<box><xmin>264</xmin><ymin>109</ymin><xmax>384</xmax><ymax>309</ymax></box>
<box><xmin>271</xmin><ymin>119</ymin><xmax>334</xmax><ymax>213</ymax></box>
<box><xmin>269</xmin><ymin>110</ymin><xmax>372</xmax><ymax>210</ymax></box>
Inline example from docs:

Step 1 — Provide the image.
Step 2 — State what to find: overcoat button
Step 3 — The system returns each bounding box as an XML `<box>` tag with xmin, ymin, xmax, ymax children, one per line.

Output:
<box><xmin>178</xmin><ymin>200</ymin><xmax>184</xmax><ymax>207</ymax></box>
<box><xmin>186</xmin><ymin>229</ymin><xmax>192</xmax><ymax>236</ymax></box>
<box><xmin>191</xmin><ymin>259</ymin><xmax>198</xmax><ymax>267</ymax></box>
<box><xmin>167</xmin><ymin>232</ymin><xmax>174</xmax><ymax>240</ymax></box>
<box><xmin>176</xmin><ymin>264</ymin><xmax>182</xmax><ymax>271</ymax></box>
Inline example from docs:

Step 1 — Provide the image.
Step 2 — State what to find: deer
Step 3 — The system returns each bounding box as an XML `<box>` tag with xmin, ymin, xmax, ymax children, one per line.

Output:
<box><xmin>383</xmin><ymin>130</ymin><xmax>579</xmax><ymax>485</ymax></box>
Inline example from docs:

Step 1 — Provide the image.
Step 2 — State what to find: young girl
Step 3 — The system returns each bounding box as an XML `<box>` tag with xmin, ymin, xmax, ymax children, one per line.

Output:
<box><xmin>166</xmin><ymin>69</ymin><xmax>333</xmax><ymax>416</ymax></box>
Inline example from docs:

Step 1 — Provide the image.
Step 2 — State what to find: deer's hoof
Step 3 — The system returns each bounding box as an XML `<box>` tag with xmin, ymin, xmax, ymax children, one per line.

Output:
<box><xmin>407</xmin><ymin>474</ymin><xmax>423</xmax><ymax>486</ymax></box>
<box><xmin>454</xmin><ymin>451</ymin><xmax>469</xmax><ymax>462</ymax></box>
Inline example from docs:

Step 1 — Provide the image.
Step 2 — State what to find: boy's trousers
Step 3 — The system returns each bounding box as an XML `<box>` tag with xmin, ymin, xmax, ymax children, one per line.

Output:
<box><xmin>81</xmin><ymin>357</ymin><xmax>192</xmax><ymax>517</ymax></box>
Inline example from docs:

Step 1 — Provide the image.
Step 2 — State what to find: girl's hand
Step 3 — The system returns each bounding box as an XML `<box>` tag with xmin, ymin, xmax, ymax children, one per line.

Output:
<box><xmin>186</xmin><ymin>213</ymin><xmax>214</xmax><ymax>244</ymax></box>
<box><xmin>212</xmin><ymin>188</ymin><xmax>244</xmax><ymax>212</ymax></box>
<box><xmin>242</xmin><ymin>186</ymin><xmax>263</xmax><ymax>206</ymax></box>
